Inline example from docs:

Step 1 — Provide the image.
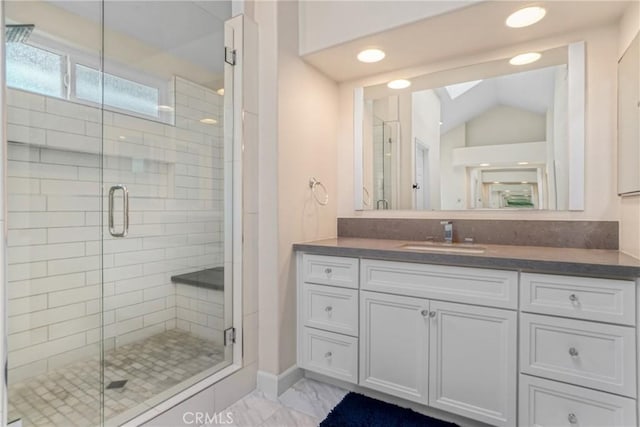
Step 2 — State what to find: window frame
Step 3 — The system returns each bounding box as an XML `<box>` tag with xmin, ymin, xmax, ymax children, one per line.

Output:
<box><xmin>7</xmin><ymin>31</ymin><xmax>174</xmax><ymax>124</ymax></box>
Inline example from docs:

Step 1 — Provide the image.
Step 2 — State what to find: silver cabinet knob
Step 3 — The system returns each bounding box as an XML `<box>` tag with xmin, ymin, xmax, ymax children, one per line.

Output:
<box><xmin>568</xmin><ymin>413</ymin><xmax>578</xmax><ymax>424</ymax></box>
<box><xmin>421</xmin><ymin>309</ymin><xmax>429</xmax><ymax>317</ymax></box>
<box><xmin>325</xmin><ymin>306</ymin><xmax>333</xmax><ymax>313</ymax></box>
<box><xmin>429</xmin><ymin>311</ymin><xmax>437</xmax><ymax>318</ymax></box>
<box><xmin>324</xmin><ymin>267</ymin><xmax>332</xmax><ymax>275</ymax></box>
<box><xmin>569</xmin><ymin>347</ymin><xmax>579</xmax><ymax>357</ymax></box>
<box><xmin>569</xmin><ymin>294</ymin><xmax>578</xmax><ymax>303</ymax></box>
<box><xmin>324</xmin><ymin>351</ymin><xmax>332</xmax><ymax>358</ymax></box>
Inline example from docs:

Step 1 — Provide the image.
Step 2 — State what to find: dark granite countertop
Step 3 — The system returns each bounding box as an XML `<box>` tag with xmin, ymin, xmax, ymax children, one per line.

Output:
<box><xmin>171</xmin><ymin>267</ymin><xmax>224</xmax><ymax>290</ymax></box>
<box><xmin>293</xmin><ymin>238</ymin><xmax>640</xmax><ymax>280</ymax></box>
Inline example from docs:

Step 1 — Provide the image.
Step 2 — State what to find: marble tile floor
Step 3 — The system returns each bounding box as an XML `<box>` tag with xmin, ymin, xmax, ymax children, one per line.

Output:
<box><xmin>223</xmin><ymin>378</ymin><xmax>348</xmax><ymax>427</ymax></box>
<box><xmin>8</xmin><ymin>329</ymin><xmax>225</xmax><ymax>427</ymax></box>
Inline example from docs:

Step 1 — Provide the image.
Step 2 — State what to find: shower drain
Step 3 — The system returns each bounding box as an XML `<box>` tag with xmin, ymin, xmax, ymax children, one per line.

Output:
<box><xmin>106</xmin><ymin>380</ymin><xmax>128</xmax><ymax>390</ymax></box>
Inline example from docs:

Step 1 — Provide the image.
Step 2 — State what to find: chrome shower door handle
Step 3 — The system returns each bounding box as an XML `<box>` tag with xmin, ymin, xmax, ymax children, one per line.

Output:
<box><xmin>108</xmin><ymin>185</ymin><xmax>129</xmax><ymax>238</ymax></box>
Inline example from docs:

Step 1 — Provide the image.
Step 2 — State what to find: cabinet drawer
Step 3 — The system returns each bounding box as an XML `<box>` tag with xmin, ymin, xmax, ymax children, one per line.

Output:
<box><xmin>521</xmin><ymin>273</ymin><xmax>635</xmax><ymax>325</ymax></box>
<box><xmin>520</xmin><ymin>314</ymin><xmax>636</xmax><ymax>397</ymax></box>
<box><xmin>302</xmin><ymin>254</ymin><xmax>359</xmax><ymax>289</ymax></box>
<box><xmin>361</xmin><ymin>259</ymin><xmax>517</xmax><ymax>309</ymax></box>
<box><xmin>519</xmin><ymin>375</ymin><xmax>637</xmax><ymax>427</ymax></box>
<box><xmin>302</xmin><ymin>283</ymin><xmax>358</xmax><ymax>336</ymax></box>
<box><xmin>301</xmin><ymin>327</ymin><xmax>358</xmax><ymax>383</ymax></box>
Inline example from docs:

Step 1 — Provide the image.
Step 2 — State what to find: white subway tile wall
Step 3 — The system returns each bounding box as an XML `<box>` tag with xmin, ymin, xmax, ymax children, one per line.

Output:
<box><xmin>6</xmin><ymin>77</ymin><xmax>226</xmax><ymax>382</ymax></box>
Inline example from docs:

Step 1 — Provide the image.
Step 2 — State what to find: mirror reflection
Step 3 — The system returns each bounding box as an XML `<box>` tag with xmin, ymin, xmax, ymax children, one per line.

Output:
<box><xmin>360</xmin><ymin>45</ymin><xmax>580</xmax><ymax>211</ymax></box>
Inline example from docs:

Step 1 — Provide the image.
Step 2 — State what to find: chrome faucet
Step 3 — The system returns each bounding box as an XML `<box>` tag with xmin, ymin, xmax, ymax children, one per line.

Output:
<box><xmin>441</xmin><ymin>221</ymin><xmax>453</xmax><ymax>243</ymax></box>
<box><xmin>376</xmin><ymin>199</ymin><xmax>389</xmax><ymax>210</ymax></box>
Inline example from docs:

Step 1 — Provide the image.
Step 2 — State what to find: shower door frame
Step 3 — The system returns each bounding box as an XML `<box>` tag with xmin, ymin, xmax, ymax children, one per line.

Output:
<box><xmin>0</xmin><ymin>7</ymin><xmax>249</xmax><ymax>427</ymax></box>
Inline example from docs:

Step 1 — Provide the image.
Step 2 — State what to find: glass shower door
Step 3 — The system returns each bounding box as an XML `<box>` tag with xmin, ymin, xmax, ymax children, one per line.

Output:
<box><xmin>99</xmin><ymin>1</ymin><xmax>234</xmax><ymax>424</ymax></box>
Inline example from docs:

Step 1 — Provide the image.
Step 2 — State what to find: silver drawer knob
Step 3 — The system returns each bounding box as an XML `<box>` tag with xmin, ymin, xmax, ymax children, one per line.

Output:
<box><xmin>324</xmin><ymin>351</ymin><xmax>332</xmax><ymax>358</ymax></box>
<box><xmin>429</xmin><ymin>311</ymin><xmax>437</xmax><ymax>318</ymax></box>
<box><xmin>569</xmin><ymin>294</ymin><xmax>578</xmax><ymax>303</ymax></box>
<box><xmin>325</xmin><ymin>306</ymin><xmax>333</xmax><ymax>313</ymax></box>
<box><xmin>568</xmin><ymin>413</ymin><xmax>578</xmax><ymax>424</ymax></box>
<box><xmin>421</xmin><ymin>309</ymin><xmax>429</xmax><ymax>317</ymax></box>
<box><xmin>569</xmin><ymin>347</ymin><xmax>579</xmax><ymax>357</ymax></box>
<box><xmin>324</xmin><ymin>267</ymin><xmax>332</xmax><ymax>275</ymax></box>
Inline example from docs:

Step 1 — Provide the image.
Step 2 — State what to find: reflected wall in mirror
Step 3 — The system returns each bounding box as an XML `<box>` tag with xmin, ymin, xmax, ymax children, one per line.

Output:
<box><xmin>355</xmin><ymin>43</ymin><xmax>585</xmax><ymax>211</ymax></box>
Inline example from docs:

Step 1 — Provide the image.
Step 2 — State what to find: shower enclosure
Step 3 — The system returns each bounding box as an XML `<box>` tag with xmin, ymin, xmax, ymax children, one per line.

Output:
<box><xmin>2</xmin><ymin>1</ymin><xmax>242</xmax><ymax>425</ymax></box>
<box><xmin>371</xmin><ymin>116</ymin><xmax>399</xmax><ymax>210</ymax></box>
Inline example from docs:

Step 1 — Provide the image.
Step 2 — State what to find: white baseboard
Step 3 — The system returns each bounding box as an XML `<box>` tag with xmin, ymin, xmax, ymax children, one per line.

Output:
<box><xmin>257</xmin><ymin>365</ymin><xmax>303</xmax><ymax>400</ymax></box>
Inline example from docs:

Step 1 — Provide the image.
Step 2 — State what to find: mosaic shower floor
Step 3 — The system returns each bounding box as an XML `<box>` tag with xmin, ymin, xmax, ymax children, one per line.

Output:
<box><xmin>8</xmin><ymin>329</ymin><xmax>226</xmax><ymax>427</ymax></box>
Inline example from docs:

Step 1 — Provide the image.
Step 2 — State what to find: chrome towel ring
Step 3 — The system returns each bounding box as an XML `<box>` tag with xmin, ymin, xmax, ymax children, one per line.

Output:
<box><xmin>362</xmin><ymin>186</ymin><xmax>371</xmax><ymax>207</ymax></box>
<box><xmin>309</xmin><ymin>177</ymin><xmax>329</xmax><ymax>206</ymax></box>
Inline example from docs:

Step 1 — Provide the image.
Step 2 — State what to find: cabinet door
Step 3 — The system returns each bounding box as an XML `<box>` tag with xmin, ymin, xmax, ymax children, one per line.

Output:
<box><xmin>428</xmin><ymin>301</ymin><xmax>517</xmax><ymax>427</ymax></box>
<box><xmin>359</xmin><ymin>291</ymin><xmax>429</xmax><ymax>404</ymax></box>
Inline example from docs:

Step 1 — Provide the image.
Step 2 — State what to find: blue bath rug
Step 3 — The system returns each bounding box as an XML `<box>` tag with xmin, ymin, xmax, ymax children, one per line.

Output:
<box><xmin>320</xmin><ymin>392</ymin><xmax>459</xmax><ymax>427</ymax></box>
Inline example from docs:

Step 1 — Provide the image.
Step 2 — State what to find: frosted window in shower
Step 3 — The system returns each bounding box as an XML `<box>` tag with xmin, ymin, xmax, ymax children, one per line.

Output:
<box><xmin>75</xmin><ymin>64</ymin><xmax>159</xmax><ymax>118</ymax></box>
<box><xmin>6</xmin><ymin>42</ymin><xmax>64</xmax><ymax>97</ymax></box>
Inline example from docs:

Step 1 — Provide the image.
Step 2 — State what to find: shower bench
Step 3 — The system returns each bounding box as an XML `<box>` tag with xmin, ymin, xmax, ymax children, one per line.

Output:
<box><xmin>171</xmin><ymin>267</ymin><xmax>225</xmax><ymax>344</ymax></box>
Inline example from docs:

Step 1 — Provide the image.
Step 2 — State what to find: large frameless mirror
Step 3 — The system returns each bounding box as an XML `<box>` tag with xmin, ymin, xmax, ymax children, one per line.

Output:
<box><xmin>354</xmin><ymin>43</ymin><xmax>585</xmax><ymax>211</ymax></box>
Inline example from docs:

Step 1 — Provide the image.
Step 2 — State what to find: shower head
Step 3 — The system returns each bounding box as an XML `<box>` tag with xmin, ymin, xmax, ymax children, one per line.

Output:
<box><xmin>6</xmin><ymin>24</ymin><xmax>34</xmax><ymax>43</ymax></box>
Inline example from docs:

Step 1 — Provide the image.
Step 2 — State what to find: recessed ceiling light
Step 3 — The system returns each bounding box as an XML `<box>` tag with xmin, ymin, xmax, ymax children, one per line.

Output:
<box><xmin>387</xmin><ymin>79</ymin><xmax>411</xmax><ymax>89</ymax></box>
<box><xmin>509</xmin><ymin>52</ymin><xmax>541</xmax><ymax>65</ymax></box>
<box><xmin>217</xmin><ymin>88</ymin><xmax>224</xmax><ymax>96</ymax></box>
<box><xmin>480</xmin><ymin>163</ymin><xmax>490</xmax><ymax>167</ymax></box>
<box><xmin>119</xmin><ymin>135</ymin><xmax>126</xmax><ymax>140</ymax></box>
<box><xmin>521</xmin><ymin>181</ymin><xmax>529</xmax><ymax>184</ymax></box>
<box><xmin>357</xmin><ymin>48</ymin><xmax>386</xmax><ymax>63</ymax></box>
<box><xmin>157</xmin><ymin>105</ymin><xmax>174</xmax><ymax>112</ymax></box>
<box><xmin>493</xmin><ymin>181</ymin><xmax>501</xmax><ymax>184</ymax></box>
<box><xmin>439</xmin><ymin>121</ymin><xmax>443</xmax><ymax>126</ymax></box>
<box><xmin>200</xmin><ymin>118</ymin><xmax>217</xmax><ymax>125</ymax></box>
<box><xmin>517</xmin><ymin>161</ymin><xmax>530</xmax><ymax>165</ymax></box>
<box><xmin>506</xmin><ymin>6</ymin><xmax>546</xmax><ymax>28</ymax></box>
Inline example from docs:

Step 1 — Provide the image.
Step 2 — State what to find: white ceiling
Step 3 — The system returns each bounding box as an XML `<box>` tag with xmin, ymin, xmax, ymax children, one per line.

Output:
<box><xmin>303</xmin><ymin>0</ymin><xmax>631</xmax><ymax>82</ymax></box>
<box><xmin>51</xmin><ymin>1</ymin><xmax>231</xmax><ymax>73</ymax></box>
<box><xmin>434</xmin><ymin>65</ymin><xmax>560</xmax><ymax>133</ymax></box>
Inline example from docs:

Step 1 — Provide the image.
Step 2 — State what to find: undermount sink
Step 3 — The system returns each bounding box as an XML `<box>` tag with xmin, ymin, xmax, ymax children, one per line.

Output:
<box><xmin>399</xmin><ymin>242</ymin><xmax>486</xmax><ymax>254</ymax></box>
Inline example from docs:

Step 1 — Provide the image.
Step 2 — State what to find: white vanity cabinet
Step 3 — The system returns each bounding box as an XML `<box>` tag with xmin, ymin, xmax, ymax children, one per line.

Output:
<box><xmin>518</xmin><ymin>273</ymin><xmax>637</xmax><ymax>427</ymax></box>
<box><xmin>358</xmin><ymin>259</ymin><xmax>518</xmax><ymax>425</ymax></box>
<box><xmin>297</xmin><ymin>252</ymin><xmax>639</xmax><ymax>427</ymax></box>
<box><xmin>298</xmin><ymin>253</ymin><xmax>518</xmax><ymax>426</ymax></box>
<box><xmin>359</xmin><ymin>291</ymin><xmax>517</xmax><ymax>425</ymax></box>
<box><xmin>298</xmin><ymin>254</ymin><xmax>360</xmax><ymax>383</ymax></box>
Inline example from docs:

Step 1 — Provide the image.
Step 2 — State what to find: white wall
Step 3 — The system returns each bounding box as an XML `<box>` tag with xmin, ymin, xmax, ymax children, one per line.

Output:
<box><xmin>440</xmin><ymin>124</ymin><xmax>466</xmax><ymax>210</ymax></box>
<box><xmin>256</xmin><ymin>0</ymin><xmax>339</xmax><ymax>378</ymax></box>
<box><xmin>618</xmin><ymin>2</ymin><xmax>640</xmax><ymax>259</ymax></box>
<box><xmin>298</xmin><ymin>0</ymin><xmax>475</xmax><ymax>55</ymax></box>
<box><xmin>465</xmin><ymin>105</ymin><xmax>545</xmax><ymax>147</ymax></box>
<box><xmin>277</xmin><ymin>0</ymin><xmax>339</xmax><ymax>373</ymax></box>
<box><xmin>553</xmin><ymin>66</ymin><xmax>569</xmax><ymax>210</ymax></box>
<box><xmin>338</xmin><ymin>24</ymin><xmax>620</xmax><ymax>221</ymax></box>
